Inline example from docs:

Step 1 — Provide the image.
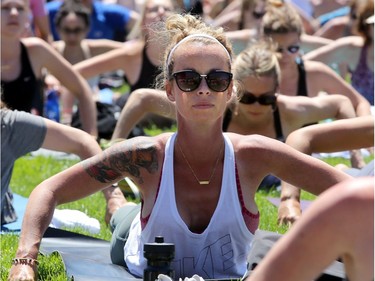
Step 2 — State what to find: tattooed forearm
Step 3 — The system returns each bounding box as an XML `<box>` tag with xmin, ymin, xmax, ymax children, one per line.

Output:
<box><xmin>81</xmin><ymin>138</ymin><xmax>159</xmax><ymax>184</ymax></box>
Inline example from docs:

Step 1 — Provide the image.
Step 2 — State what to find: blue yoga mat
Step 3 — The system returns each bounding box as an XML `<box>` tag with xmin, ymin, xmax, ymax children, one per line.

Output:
<box><xmin>1</xmin><ymin>193</ymin><xmax>28</xmax><ymax>233</ymax></box>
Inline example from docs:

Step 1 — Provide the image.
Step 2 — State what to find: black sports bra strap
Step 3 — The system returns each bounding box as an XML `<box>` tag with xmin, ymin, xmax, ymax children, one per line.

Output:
<box><xmin>297</xmin><ymin>59</ymin><xmax>308</xmax><ymax>97</ymax></box>
<box><xmin>273</xmin><ymin>107</ymin><xmax>284</xmax><ymax>142</ymax></box>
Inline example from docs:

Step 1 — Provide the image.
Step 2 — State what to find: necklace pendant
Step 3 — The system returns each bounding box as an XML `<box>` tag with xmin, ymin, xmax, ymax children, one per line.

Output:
<box><xmin>199</xmin><ymin>180</ymin><xmax>210</xmax><ymax>185</ymax></box>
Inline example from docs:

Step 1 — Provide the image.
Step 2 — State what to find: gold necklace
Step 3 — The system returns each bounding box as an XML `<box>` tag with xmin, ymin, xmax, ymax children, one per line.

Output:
<box><xmin>177</xmin><ymin>140</ymin><xmax>223</xmax><ymax>185</ymax></box>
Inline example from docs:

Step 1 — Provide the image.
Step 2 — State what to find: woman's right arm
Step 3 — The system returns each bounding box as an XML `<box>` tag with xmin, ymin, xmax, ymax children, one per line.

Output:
<box><xmin>8</xmin><ymin>136</ymin><xmax>162</xmax><ymax>281</ymax></box>
<box><xmin>74</xmin><ymin>42</ymin><xmax>137</xmax><ymax>80</ymax></box>
<box><xmin>303</xmin><ymin>36</ymin><xmax>359</xmax><ymax>68</ymax></box>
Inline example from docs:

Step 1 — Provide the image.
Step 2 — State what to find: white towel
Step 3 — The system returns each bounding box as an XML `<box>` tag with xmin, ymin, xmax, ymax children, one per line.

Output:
<box><xmin>50</xmin><ymin>209</ymin><xmax>100</xmax><ymax>234</ymax></box>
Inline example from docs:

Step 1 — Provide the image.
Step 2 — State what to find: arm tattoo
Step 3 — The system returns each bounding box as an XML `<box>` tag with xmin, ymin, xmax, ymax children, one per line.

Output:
<box><xmin>81</xmin><ymin>139</ymin><xmax>159</xmax><ymax>184</ymax></box>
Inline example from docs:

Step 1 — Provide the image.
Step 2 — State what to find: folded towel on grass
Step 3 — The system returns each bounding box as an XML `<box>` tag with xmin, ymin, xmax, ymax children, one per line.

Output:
<box><xmin>1</xmin><ymin>194</ymin><xmax>100</xmax><ymax>234</ymax></box>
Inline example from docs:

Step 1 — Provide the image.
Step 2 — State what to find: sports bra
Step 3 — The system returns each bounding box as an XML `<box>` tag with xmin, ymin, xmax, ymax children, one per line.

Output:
<box><xmin>222</xmin><ymin>107</ymin><xmax>285</xmax><ymax>142</ymax></box>
<box><xmin>1</xmin><ymin>42</ymin><xmax>44</xmax><ymax>114</ymax></box>
<box><xmin>129</xmin><ymin>46</ymin><xmax>160</xmax><ymax>92</ymax></box>
<box><xmin>297</xmin><ymin>58</ymin><xmax>308</xmax><ymax>97</ymax></box>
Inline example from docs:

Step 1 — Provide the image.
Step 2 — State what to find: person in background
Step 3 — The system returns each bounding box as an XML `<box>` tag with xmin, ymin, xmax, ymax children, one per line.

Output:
<box><xmin>8</xmin><ymin>13</ymin><xmax>352</xmax><ymax>280</ymax></box>
<box><xmin>47</xmin><ymin>0</ymin><xmax>125</xmax><ymax>124</ymax></box>
<box><xmin>26</xmin><ymin>0</ymin><xmax>53</xmax><ymax>43</ymax></box>
<box><xmin>110</xmin><ymin>39</ymin><xmax>357</xmax><ymax>190</ymax></box>
<box><xmin>304</xmin><ymin>0</ymin><xmax>374</xmax><ymax>106</ymax></box>
<box><xmin>261</xmin><ymin>1</ymin><xmax>370</xmax><ymax>116</ymax></box>
<box><xmin>0</xmin><ymin>104</ymin><xmax>125</xmax><ymax>227</ymax></box>
<box><xmin>261</xmin><ymin>0</ymin><xmax>371</xmax><ymax>169</ymax></box>
<box><xmin>1</xmin><ymin>0</ymin><xmax>97</xmax><ymax>136</ymax></box>
<box><xmin>46</xmin><ymin>0</ymin><xmax>139</xmax><ymax>41</ymax></box>
<box><xmin>278</xmin><ymin>115</ymin><xmax>374</xmax><ymax>225</ymax></box>
<box><xmin>313</xmin><ymin>0</ymin><xmax>360</xmax><ymax>40</ymax></box>
<box><xmin>247</xmin><ymin>177</ymin><xmax>374</xmax><ymax>281</ymax></box>
<box><xmin>111</xmin><ymin>39</ymin><xmax>357</xmax><ymax>143</ymax></box>
<box><xmin>73</xmin><ymin>0</ymin><xmax>176</xmax><ymax>131</ymax></box>
<box><xmin>210</xmin><ymin>0</ymin><xmax>333</xmax><ymax>55</ymax></box>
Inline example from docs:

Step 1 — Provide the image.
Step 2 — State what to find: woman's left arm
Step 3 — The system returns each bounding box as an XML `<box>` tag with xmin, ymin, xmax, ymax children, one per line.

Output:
<box><xmin>24</xmin><ymin>37</ymin><xmax>98</xmax><ymax>136</ymax></box>
<box><xmin>306</xmin><ymin>61</ymin><xmax>371</xmax><ymax>117</ymax></box>
<box><xmin>257</xmin><ymin>136</ymin><xmax>353</xmax><ymax>196</ymax></box>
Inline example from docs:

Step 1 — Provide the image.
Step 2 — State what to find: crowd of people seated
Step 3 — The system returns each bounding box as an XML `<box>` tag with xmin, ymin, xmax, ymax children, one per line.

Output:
<box><xmin>2</xmin><ymin>0</ymin><xmax>373</xmax><ymax>280</ymax></box>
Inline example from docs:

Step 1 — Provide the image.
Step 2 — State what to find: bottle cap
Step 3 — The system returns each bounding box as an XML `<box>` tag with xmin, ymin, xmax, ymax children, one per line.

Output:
<box><xmin>144</xmin><ymin>236</ymin><xmax>175</xmax><ymax>259</ymax></box>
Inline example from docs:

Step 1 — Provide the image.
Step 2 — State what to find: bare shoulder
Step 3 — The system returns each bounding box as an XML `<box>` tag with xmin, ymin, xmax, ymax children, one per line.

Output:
<box><xmin>86</xmin><ymin>39</ymin><xmax>125</xmax><ymax>52</ymax></box>
<box><xmin>303</xmin><ymin>59</ymin><xmax>342</xmax><ymax>83</ymax></box>
<box><xmin>316</xmin><ymin>178</ymin><xmax>374</xmax><ymax>234</ymax></box>
<box><xmin>120</xmin><ymin>39</ymin><xmax>145</xmax><ymax>56</ymax></box>
<box><xmin>303</xmin><ymin>59</ymin><xmax>333</xmax><ymax>73</ymax></box>
<box><xmin>82</xmin><ymin>133</ymin><xmax>172</xmax><ymax>185</ymax></box>
<box><xmin>336</xmin><ymin>177</ymin><xmax>374</xmax><ymax>205</ymax></box>
<box><xmin>276</xmin><ymin>94</ymin><xmax>310</xmax><ymax>110</ymax></box>
<box><xmin>105</xmin><ymin>133</ymin><xmax>171</xmax><ymax>158</ymax></box>
<box><xmin>333</xmin><ymin>36</ymin><xmax>364</xmax><ymax>48</ymax></box>
<box><xmin>226</xmin><ymin>133</ymin><xmax>285</xmax><ymax>157</ymax></box>
<box><xmin>51</xmin><ymin>40</ymin><xmax>63</xmax><ymax>50</ymax></box>
<box><xmin>21</xmin><ymin>37</ymin><xmax>51</xmax><ymax>53</ymax></box>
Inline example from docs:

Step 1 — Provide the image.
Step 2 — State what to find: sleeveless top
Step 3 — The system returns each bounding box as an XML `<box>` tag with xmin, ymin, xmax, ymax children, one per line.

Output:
<box><xmin>1</xmin><ymin>43</ymin><xmax>44</xmax><ymax>114</ymax></box>
<box><xmin>124</xmin><ymin>133</ymin><xmax>256</xmax><ymax>279</ymax></box>
<box><xmin>350</xmin><ymin>44</ymin><xmax>374</xmax><ymax>105</ymax></box>
<box><xmin>297</xmin><ymin>58</ymin><xmax>308</xmax><ymax>97</ymax></box>
<box><xmin>223</xmin><ymin>108</ymin><xmax>284</xmax><ymax>142</ymax></box>
<box><xmin>129</xmin><ymin>46</ymin><xmax>160</xmax><ymax>92</ymax></box>
<box><xmin>55</xmin><ymin>41</ymin><xmax>99</xmax><ymax>89</ymax></box>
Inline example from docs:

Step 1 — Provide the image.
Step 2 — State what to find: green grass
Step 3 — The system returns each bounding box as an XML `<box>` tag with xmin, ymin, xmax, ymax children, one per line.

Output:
<box><xmin>1</xmin><ymin>152</ymin><xmax>371</xmax><ymax>280</ymax></box>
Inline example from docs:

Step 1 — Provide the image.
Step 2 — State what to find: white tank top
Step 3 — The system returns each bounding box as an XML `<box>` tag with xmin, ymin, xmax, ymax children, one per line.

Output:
<box><xmin>124</xmin><ymin>133</ymin><xmax>254</xmax><ymax>279</ymax></box>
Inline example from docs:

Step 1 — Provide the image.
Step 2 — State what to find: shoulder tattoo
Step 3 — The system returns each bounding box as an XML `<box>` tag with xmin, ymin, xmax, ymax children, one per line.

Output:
<box><xmin>81</xmin><ymin>139</ymin><xmax>159</xmax><ymax>184</ymax></box>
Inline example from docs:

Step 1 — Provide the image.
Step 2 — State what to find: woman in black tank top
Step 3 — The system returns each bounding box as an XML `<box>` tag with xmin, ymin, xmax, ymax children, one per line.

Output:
<box><xmin>74</xmin><ymin>0</ymin><xmax>177</xmax><ymax>132</ymax></box>
<box><xmin>1</xmin><ymin>0</ymin><xmax>97</xmax><ymax>136</ymax></box>
<box><xmin>261</xmin><ymin>2</ymin><xmax>371</xmax><ymax>117</ymax></box>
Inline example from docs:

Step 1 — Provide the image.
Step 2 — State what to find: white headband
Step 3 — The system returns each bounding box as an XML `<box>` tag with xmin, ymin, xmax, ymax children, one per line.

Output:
<box><xmin>166</xmin><ymin>34</ymin><xmax>232</xmax><ymax>68</ymax></box>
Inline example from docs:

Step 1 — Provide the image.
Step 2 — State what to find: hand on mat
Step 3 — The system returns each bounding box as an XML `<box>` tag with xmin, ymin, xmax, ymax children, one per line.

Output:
<box><xmin>8</xmin><ymin>263</ymin><xmax>37</xmax><ymax>281</ymax></box>
<box><xmin>278</xmin><ymin>198</ymin><xmax>301</xmax><ymax>227</ymax></box>
<box><xmin>104</xmin><ymin>185</ymin><xmax>127</xmax><ymax>225</ymax></box>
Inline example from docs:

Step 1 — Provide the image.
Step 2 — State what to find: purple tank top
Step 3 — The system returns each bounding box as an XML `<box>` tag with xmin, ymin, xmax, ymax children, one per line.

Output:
<box><xmin>350</xmin><ymin>44</ymin><xmax>374</xmax><ymax>105</ymax></box>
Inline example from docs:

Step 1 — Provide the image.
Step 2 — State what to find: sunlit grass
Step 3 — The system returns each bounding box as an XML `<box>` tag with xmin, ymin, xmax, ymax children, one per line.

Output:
<box><xmin>1</xmin><ymin>151</ymin><xmax>372</xmax><ymax>280</ymax></box>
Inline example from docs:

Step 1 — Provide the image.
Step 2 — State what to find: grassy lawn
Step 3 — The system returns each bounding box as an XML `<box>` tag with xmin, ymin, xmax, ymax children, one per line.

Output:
<box><xmin>1</xmin><ymin>144</ymin><xmax>370</xmax><ymax>280</ymax></box>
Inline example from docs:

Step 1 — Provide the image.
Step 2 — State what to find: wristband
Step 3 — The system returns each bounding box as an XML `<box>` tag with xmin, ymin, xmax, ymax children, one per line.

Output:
<box><xmin>12</xmin><ymin>258</ymin><xmax>39</xmax><ymax>267</ymax></box>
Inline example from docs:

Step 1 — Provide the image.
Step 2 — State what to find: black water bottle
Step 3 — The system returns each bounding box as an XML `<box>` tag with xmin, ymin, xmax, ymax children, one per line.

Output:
<box><xmin>143</xmin><ymin>236</ymin><xmax>175</xmax><ymax>281</ymax></box>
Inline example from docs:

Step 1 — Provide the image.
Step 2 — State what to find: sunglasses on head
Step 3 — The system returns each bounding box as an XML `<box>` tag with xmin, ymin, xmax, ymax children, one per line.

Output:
<box><xmin>60</xmin><ymin>27</ymin><xmax>85</xmax><ymax>35</ymax></box>
<box><xmin>276</xmin><ymin>45</ymin><xmax>300</xmax><ymax>54</ymax></box>
<box><xmin>239</xmin><ymin>92</ymin><xmax>277</xmax><ymax>105</ymax></box>
<box><xmin>171</xmin><ymin>70</ymin><xmax>233</xmax><ymax>92</ymax></box>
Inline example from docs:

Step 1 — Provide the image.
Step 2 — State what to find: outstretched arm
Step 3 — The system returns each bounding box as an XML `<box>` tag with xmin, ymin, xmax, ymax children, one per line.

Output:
<box><xmin>111</xmin><ymin>88</ymin><xmax>176</xmax><ymax>140</ymax></box>
<box><xmin>24</xmin><ymin>37</ymin><xmax>98</xmax><ymax>136</ymax></box>
<box><xmin>249</xmin><ymin>177</ymin><xmax>374</xmax><ymax>281</ymax></box>
<box><xmin>278</xmin><ymin>116</ymin><xmax>374</xmax><ymax>225</ymax></box>
<box><xmin>306</xmin><ymin>60</ymin><xmax>371</xmax><ymax>117</ymax></box>
<box><xmin>8</xmin><ymin>136</ymin><xmax>162</xmax><ymax>281</ymax></box>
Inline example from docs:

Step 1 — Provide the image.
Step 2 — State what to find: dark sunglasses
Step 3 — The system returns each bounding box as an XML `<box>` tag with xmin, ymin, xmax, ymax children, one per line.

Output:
<box><xmin>239</xmin><ymin>92</ymin><xmax>277</xmax><ymax>105</ymax></box>
<box><xmin>252</xmin><ymin>10</ymin><xmax>266</xmax><ymax>19</ymax></box>
<box><xmin>171</xmin><ymin>70</ymin><xmax>233</xmax><ymax>92</ymax></box>
<box><xmin>60</xmin><ymin>27</ymin><xmax>85</xmax><ymax>35</ymax></box>
<box><xmin>276</xmin><ymin>45</ymin><xmax>300</xmax><ymax>54</ymax></box>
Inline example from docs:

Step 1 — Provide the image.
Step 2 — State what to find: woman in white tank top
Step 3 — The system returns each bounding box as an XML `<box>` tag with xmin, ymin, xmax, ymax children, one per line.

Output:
<box><xmin>9</xmin><ymin>13</ymin><xmax>352</xmax><ymax>281</ymax></box>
